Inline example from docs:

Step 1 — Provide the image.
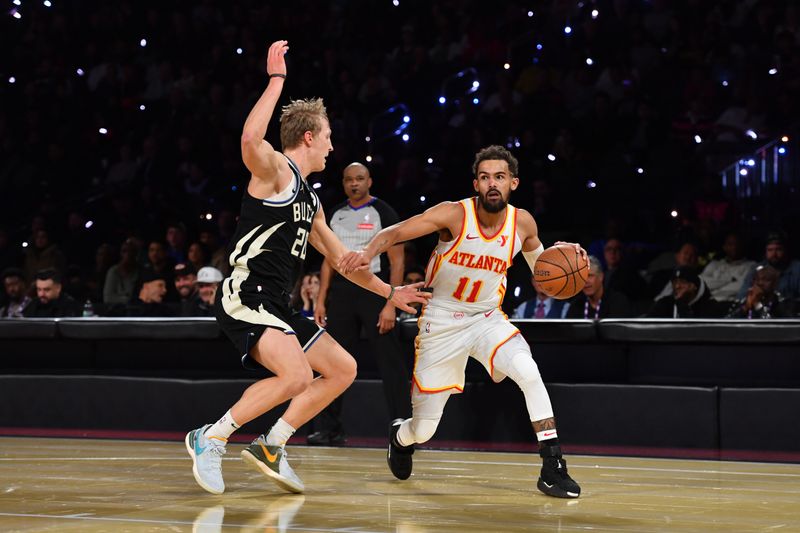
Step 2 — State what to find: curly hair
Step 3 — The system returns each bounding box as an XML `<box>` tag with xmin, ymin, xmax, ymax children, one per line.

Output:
<box><xmin>471</xmin><ymin>145</ymin><xmax>519</xmax><ymax>178</ymax></box>
<box><xmin>279</xmin><ymin>98</ymin><xmax>328</xmax><ymax>150</ymax></box>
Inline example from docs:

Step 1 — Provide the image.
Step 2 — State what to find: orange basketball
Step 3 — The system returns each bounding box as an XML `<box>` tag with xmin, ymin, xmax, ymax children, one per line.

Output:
<box><xmin>533</xmin><ymin>244</ymin><xmax>589</xmax><ymax>300</ymax></box>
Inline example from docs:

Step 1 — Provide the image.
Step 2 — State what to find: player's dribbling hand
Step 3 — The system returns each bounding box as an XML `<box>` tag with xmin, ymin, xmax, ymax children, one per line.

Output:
<box><xmin>338</xmin><ymin>250</ymin><xmax>371</xmax><ymax>274</ymax></box>
<box><xmin>266</xmin><ymin>40</ymin><xmax>288</xmax><ymax>77</ymax></box>
<box><xmin>389</xmin><ymin>282</ymin><xmax>432</xmax><ymax>314</ymax></box>
<box><xmin>554</xmin><ymin>241</ymin><xmax>588</xmax><ymax>263</ymax></box>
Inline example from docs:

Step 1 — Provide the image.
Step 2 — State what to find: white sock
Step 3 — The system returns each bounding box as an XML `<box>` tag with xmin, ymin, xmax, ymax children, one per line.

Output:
<box><xmin>265</xmin><ymin>418</ymin><xmax>296</xmax><ymax>447</ymax></box>
<box><xmin>205</xmin><ymin>409</ymin><xmax>240</xmax><ymax>441</ymax></box>
<box><xmin>397</xmin><ymin>420</ymin><xmax>414</xmax><ymax>447</ymax></box>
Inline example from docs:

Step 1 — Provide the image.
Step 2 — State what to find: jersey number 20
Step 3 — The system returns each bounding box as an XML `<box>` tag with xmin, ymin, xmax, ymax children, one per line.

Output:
<box><xmin>291</xmin><ymin>227</ymin><xmax>309</xmax><ymax>259</ymax></box>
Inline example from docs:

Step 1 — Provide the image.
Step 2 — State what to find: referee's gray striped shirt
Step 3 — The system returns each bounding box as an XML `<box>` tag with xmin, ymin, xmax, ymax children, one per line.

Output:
<box><xmin>329</xmin><ymin>197</ymin><xmax>399</xmax><ymax>276</ymax></box>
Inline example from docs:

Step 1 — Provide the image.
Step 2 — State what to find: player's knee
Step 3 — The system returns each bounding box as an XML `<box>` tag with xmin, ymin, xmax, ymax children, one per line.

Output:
<box><xmin>338</xmin><ymin>354</ymin><xmax>357</xmax><ymax>386</ymax></box>
<box><xmin>410</xmin><ymin>418</ymin><xmax>440</xmax><ymax>444</ymax></box>
<box><xmin>284</xmin><ymin>366</ymin><xmax>314</xmax><ymax>397</ymax></box>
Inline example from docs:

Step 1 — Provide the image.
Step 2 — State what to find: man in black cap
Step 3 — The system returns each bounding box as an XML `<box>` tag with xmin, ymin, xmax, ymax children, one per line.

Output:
<box><xmin>645</xmin><ymin>267</ymin><xmax>725</xmax><ymax>318</ymax></box>
<box><xmin>173</xmin><ymin>262</ymin><xmax>200</xmax><ymax>315</ymax></box>
<box><xmin>126</xmin><ymin>265</ymin><xmax>174</xmax><ymax>317</ymax></box>
<box><xmin>736</xmin><ymin>231</ymin><xmax>800</xmax><ymax>301</ymax></box>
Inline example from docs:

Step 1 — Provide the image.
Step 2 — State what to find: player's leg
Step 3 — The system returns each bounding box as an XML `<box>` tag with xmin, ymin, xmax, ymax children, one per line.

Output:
<box><xmin>188</xmin><ymin>327</ymin><xmax>311</xmax><ymax>494</ymax></box>
<box><xmin>388</xmin><ymin>387</ymin><xmax>452</xmax><ymax>479</ymax></box>
<box><xmin>241</xmin><ymin>329</ymin><xmax>356</xmax><ymax>494</ymax></box>
<box><xmin>491</xmin><ymin>335</ymin><xmax>581</xmax><ymax>498</ymax></box>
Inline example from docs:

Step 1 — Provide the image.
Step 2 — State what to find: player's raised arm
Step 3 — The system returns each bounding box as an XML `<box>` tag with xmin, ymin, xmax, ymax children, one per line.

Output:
<box><xmin>240</xmin><ymin>40</ymin><xmax>290</xmax><ymax>180</ymax></box>
<box><xmin>338</xmin><ymin>201</ymin><xmax>462</xmax><ymax>274</ymax></box>
<box><xmin>308</xmin><ymin>207</ymin><xmax>431</xmax><ymax>314</ymax></box>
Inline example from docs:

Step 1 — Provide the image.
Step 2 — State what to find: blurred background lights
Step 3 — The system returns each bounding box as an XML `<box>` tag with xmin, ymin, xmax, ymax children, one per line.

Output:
<box><xmin>769</xmin><ymin>68</ymin><xmax>778</xmax><ymax>75</ymax></box>
<box><xmin>84</xmin><ymin>220</ymin><xmax>93</xmax><ymax>229</ymax></box>
<box><xmin>312</xmin><ymin>182</ymin><xmax>322</xmax><ymax>189</ymax></box>
<box><xmin>591</xmin><ymin>9</ymin><xmax>599</xmax><ymax>18</ymax></box>
<box><xmin>236</xmin><ymin>48</ymin><xmax>243</xmax><ymax>55</ymax></box>
<box><xmin>438</xmin><ymin>96</ymin><xmax>446</xmax><ymax>104</ymax></box>
<box><xmin>140</xmin><ymin>38</ymin><xmax>147</xmax><ymax>47</ymax></box>
<box><xmin>401</xmin><ymin>133</ymin><xmax>409</xmax><ymax>142</ymax></box>
<box><xmin>427</xmin><ymin>157</ymin><xmax>433</xmax><ymax>164</ymax></box>
<box><xmin>547</xmin><ymin>153</ymin><xmax>556</xmax><ymax>161</ymax></box>
<box><xmin>8</xmin><ymin>76</ymin><xmax>15</xmax><ymax>84</ymax></box>
<box><xmin>637</xmin><ymin>167</ymin><xmax>644</xmax><ymax>174</ymax></box>
<box><xmin>694</xmin><ymin>135</ymin><xmax>702</xmax><ymax>144</ymax></box>
<box><xmin>745</xmin><ymin>129</ymin><xmax>758</xmax><ymax>139</ymax></box>
<box><xmin>76</xmin><ymin>68</ymin><xmax>85</xmax><ymax>76</ymax></box>
<box><xmin>139</xmin><ymin>104</ymin><xmax>146</xmax><ymax>111</ymax></box>
<box><xmin>781</xmin><ymin>135</ymin><xmax>789</xmax><ymax>142</ymax></box>
<box><xmin>503</xmin><ymin>63</ymin><xmax>510</xmax><ymax>70</ymax></box>
<box><xmin>739</xmin><ymin>168</ymin><xmax>748</xmax><ymax>176</ymax></box>
<box><xmin>365</xmin><ymin>155</ymin><xmax>373</xmax><ymax>162</ymax></box>
<box><xmin>670</xmin><ymin>210</ymin><xmax>678</xmax><ymax>218</ymax></box>
<box><xmin>98</xmin><ymin>127</ymin><xmax>108</xmax><ymax>135</ymax></box>
<box><xmin>564</xmin><ymin>25</ymin><xmax>572</xmax><ymax>34</ymax></box>
<box><xmin>402</xmin><ymin>115</ymin><xmax>410</xmax><ymax>123</ymax></box>
<box><xmin>527</xmin><ymin>11</ymin><xmax>533</xmax><ymax>17</ymax></box>
<box><xmin>586</xmin><ymin>58</ymin><xmax>594</xmax><ymax>66</ymax></box>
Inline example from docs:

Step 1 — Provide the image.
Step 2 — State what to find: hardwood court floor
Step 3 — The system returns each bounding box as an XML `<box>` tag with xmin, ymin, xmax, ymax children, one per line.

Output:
<box><xmin>1</xmin><ymin>437</ymin><xmax>799</xmax><ymax>532</ymax></box>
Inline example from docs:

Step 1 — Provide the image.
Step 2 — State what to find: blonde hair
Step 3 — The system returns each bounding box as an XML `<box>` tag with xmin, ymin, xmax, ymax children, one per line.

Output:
<box><xmin>279</xmin><ymin>98</ymin><xmax>328</xmax><ymax>150</ymax></box>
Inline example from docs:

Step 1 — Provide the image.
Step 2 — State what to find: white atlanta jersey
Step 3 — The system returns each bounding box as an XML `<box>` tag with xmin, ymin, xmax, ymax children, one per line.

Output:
<box><xmin>424</xmin><ymin>197</ymin><xmax>522</xmax><ymax>314</ymax></box>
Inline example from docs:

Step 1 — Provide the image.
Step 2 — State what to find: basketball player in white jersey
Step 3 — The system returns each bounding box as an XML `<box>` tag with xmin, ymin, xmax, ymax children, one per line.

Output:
<box><xmin>340</xmin><ymin>145</ymin><xmax>584</xmax><ymax>498</ymax></box>
<box><xmin>184</xmin><ymin>40</ymin><xmax>430</xmax><ymax>496</ymax></box>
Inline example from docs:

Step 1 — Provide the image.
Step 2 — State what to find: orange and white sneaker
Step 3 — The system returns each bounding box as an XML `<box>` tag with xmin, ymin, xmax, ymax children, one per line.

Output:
<box><xmin>241</xmin><ymin>435</ymin><xmax>304</xmax><ymax>493</ymax></box>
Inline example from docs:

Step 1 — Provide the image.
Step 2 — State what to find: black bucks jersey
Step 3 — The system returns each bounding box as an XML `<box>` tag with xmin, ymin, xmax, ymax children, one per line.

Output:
<box><xmin>219</xmin><ymin>156</ymin><xmax>320</xmax><ymax>328</ymax></box>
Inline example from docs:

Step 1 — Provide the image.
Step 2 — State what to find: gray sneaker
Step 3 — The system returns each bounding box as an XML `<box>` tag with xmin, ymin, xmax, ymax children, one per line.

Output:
<box><xmin>185</xmin><ymin>424</ymin><xmax>227</xmax><ymax>494</ymax></box>
<box><xmin>241</xmin><ymin>435</ymin><xmax>304</xmax><ymax>493</ymax></box>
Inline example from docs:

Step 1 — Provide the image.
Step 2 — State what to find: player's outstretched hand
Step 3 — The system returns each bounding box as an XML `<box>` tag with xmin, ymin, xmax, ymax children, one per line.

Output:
<box><xmin>554</xmin><ymin>241</ymin><xmax>588</xmax><ymax>264</ymax></box>
<box><xmin>266</xmin><ymin>40</ymin><xmax>289</xmax><ymax>77</ymax></box>
<box><xmin>338</xmin><ymin>250</ymin><xmax>371</xmax><ymax>275</ymax></box>
<box><xmin>389</xmin><ymin>282</ymin><xmax>432</xmax><ymax>314</ymax></box>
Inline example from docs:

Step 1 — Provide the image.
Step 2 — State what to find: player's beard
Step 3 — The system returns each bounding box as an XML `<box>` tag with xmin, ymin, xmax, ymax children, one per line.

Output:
<box><xmin>478</xmin><ymin>190</ymin><xmax>508</xmax><ymax>213</ymax></box>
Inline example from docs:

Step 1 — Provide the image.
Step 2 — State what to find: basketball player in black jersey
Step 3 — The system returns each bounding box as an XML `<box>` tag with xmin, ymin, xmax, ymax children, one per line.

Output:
<box><xmin>185</xmin><ymin>40</ymin><xmax>430</xmax><ymax>495</ymax></box>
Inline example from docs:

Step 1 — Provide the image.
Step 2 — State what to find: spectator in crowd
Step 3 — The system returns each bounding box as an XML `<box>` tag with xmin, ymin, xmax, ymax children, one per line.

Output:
<box><xmin>645</xmin><ymin>267</ymin><xmax>725</xmax><ymax>318</ymax></box>
<box><xmin>187</xmin><ymin>242</ymin><xmax>211</xmax><ymax>272</ymax></box>
<box><xmin>700</xmin><ymin>232</ymin><xmax>755</xmax><ymax>303</ymax></box>
<box><xmin>0</xmin><ymin>268</ymin><xmax>31</xmax><ymax>318</ymax></box>
<box><xmin>23</xmin><ymin>229</ymin><xmax>66</xmax><ymax>283</ymax></box>
<box><xmin>144</xmin><ymin>240</ymin><xmax>175</xmax><ymax>300</ymax></box>
<box><xmin>727</xmin><ymin>265</ymin><xmax>795</xmax><ymax>319</ymax></box>
<box><xmin>602</xmin><ymin>238</ymin><xmax>648</xmax><ymax>303</ymax></box>
<box><xmin>566</xmin><ymin>256</ymin><xmax>633</xmax><ymax>319</ymax></box>
<box><xmin>103</xmin><ymin>240</ymin><xmax>140</xmax><ymax>307</ymax></box>
<box><xmin>291</xmin><ymin>272</ymin><xmax>320</xmax><ymax>319</ymax></box>
<box><xmin>86</xmin><ymin>243</ymin><xmax>116</xmax><ymax>303</ymax></box>
<box><xmin>190</xmin><ymin>266</ymin><xmax>223</xmax><ymax>317</ymax></box>
<box><xmin>173</xmin><ymin>262</ymin><xmax>199</xmax><ymax>316</ymax></box>
<box><xmin>126</xmin><ymin>266</ymin><xmax>173</xmax><ymax>317</ymax></box>
<box><xmin>165</xmin><ymin>223</ymin><xmax>188</xmax><ymax>265</ymax></box>
<box><xmin>737</xmin><ymin>232</ymin><xmax>800</xmax><ymax>301</ymax></box>
<box><xmin>23</xmin><ymin>269</ymin><xmax>80</xmax><ymax>318</ymax></box>
<box><xmin>513</xmin><ymin>277</ymin><xmax>570</xmax><ymax>319</ymax></box>
<box><xmin>650</xmin><ymin>241</ymin><xmax>700</xmax><ymax>300</ymax></box>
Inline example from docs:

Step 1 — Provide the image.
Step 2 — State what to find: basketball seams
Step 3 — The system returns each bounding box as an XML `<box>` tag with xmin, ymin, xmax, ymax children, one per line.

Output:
<box><xmin>534</xmin><ymin>244</ymin><xmax>589</xmax><ymax>299</ymax></box>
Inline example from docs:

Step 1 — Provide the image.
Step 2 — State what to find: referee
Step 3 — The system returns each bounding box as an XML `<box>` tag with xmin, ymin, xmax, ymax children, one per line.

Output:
<box><xmin>311</xmin><ymin>162</ymin><xmax>410</xmax><ymax>445</ymax></box>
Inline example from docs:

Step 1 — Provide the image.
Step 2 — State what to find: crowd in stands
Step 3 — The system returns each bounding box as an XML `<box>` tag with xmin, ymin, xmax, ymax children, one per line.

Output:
<box><xmin>2</xmin><ymin>1</ymin><xmax>800</xmax><ymax>319</ymax></box>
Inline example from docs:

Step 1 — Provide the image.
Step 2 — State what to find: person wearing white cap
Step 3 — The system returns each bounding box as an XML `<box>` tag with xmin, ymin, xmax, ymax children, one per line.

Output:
<box><xmin>179</xmin><ymin>266</ymin><xmax>223</xmax><ymax>317</ymax></box>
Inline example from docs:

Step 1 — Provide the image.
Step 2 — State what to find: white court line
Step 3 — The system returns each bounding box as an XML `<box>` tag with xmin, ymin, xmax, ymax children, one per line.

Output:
<box><xmin>0</xmin><ymin>512</ymin><xmax>383</xmax><ymax>532</ymax></box>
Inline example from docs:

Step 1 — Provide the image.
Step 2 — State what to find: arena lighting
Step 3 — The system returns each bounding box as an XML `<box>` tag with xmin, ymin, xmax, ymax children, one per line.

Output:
<box><xmin>586</xmin><ymin>180</ymin><xmax>597</xmax><ymax>188</ymax></box>
<box><xmin>778</xmin><ymin>147</ymin><xmax>787</xmax><ymax>155</ymax></box>
<box><xmin>547</xmin><ymin>154</ymin><xmax>556</xmax><ymax>162</ymax></box>
<box><xmin>670</xmin><ymin>210</ymin><xmax>678</xmax><ymax>218</ymax></box>
<box><xmin>636</xmin><ymin>167</ymin><xmax>644</xmax><ymax>174</ymax></box>
<box><xmin>527</xmin><ymin>11</ymin><xmax>533</xmax><ymax>17</ymax></box>
<box><xmin>22</xmin><ymin>242</ymin><xmax>28</xmax><ymax>248</ymax></box>
<box><xmin>722</xmin><ymin>80</ymin><xmax>729</xmax><ymax>87</ymax></box>
<box><xmin>472</xmin><ymin>97</ymin><xmax>480</xmax><ymax>104</ymax></box>
<box><xmin>694</xmin><ymin>135</ymin><xmax>702</xmax><ymax>144</ymax></box>
<box><xmin>419</xmin><ymin>196</ymin><xmax>426</xmax><ymax>202</ymax></box>
<box><xmin>472</xmin><ymin>81</ymin><xmax>480</xmax><ymax>89</ymax></box>
<box><xmin>98</xmin><ymin>127</ymin><xmax>108</xmax><ymax>135</ymax></box>
<box><xmin>514</xmin><ymin>137</ymin><xmax>521</xmax><ymax>148</ymax></box>
<box><xmin>586</xmin><ymin>58</ymin><xmax>594</xmax><ymax>66</ymax></box>
<box><xmin>205</xmin><ymin>213</ymin><xmax>213</xmax><ymax>220</ymax></box>
<box><xmin>139</xmin><ymin>104</ymin><xmax>146</xmax><ymax>111</ymax></box>
<box><xmin>401</xmin><ymin>133</ymin><xmax>409</xmax><ymax>142</ymax></box>
<box><xmin>312</xmin><ymin>182</ymin><xmax>322</xmax><ymax>189</ymax></box>
<box><xmin>427</xmin><ymin>157</ymin><xmax>433</xmax><ymax>164</ymax></box>
<box><xmin>746</xmin><ymin>159</ymin><xmax>756</xmax><ymax>167</ymax></box>
<box><xmin>392</xmin><ymin>0</ymin><xmax>399</xmax><ymax>5</ymax></box>
<box><xmin>140</xmin><ymin>38</ymin><xmax>147</xmax><ymax>47</ymax></box>
<box><xmin>536</xmin><ymin>43</ymin><xmax>543</xmax><ymax>50</ymax></box>
<box><xmin>84</xmin><ymin>220</ymin><xmax>93</xmax><ymax>229</ymax></box>
<box><xmin>365</xmin><ymin>155</ymin><xmax>373</xmax><ymax>162</ymax></box>
<box><xmin>236</xmin><ymin>48</ymin><xmax>243</xmax><ymax>55</ymax></box>
<box><xmin>564</xmin><ymin>25</ymin><xmax>572</xmax><ymax>34</ymax></box>
<box><xmin>43</xmin><ymin>0</ymin><xmax>51</xmax><ymax>6</ymax></box>
<box><xmin>12</xmin><ymin>11</ymin><xmax>21</xmax><ymax>19</ymax></box>
<box><xmin>503</xmin><ymin>63</ymin><xmax>510</xmax><ymax>70</ymax></box>
<box><xmin>13</xmin><ymin>0</ymin><xmax>21</xmax><ymax>5</ymax></box>
<box><xmin>591</xmin><ymin>9</ymin><xmax>599</xmax><ymax>18</ymax></box>
<box><xmin>739</xmin><ymin>168</ymin><xmax>748</xmax><ymax>176</ymax></box>
<box><xmin>745</xmin><ymin>129</ymin><xmax>758</xmax><ymax>140</ymax></box>
<box><xmin>230</xmin><ymin>185</ymin><xmax>238</xmax><ymax>192</ymax></box>
<box><xmin>769</xmin><ymin>68</ymin><xmax>778</xmax><ymax>75</ymax></box>
<box><xmin>781</xmin><ymin>135</ymin><xmax>789</xmax><ymax>142</ymax></box>
<box><xmin>8</xmin><ymin>76</ymin><xmax>15</xmax><ymax>84</ymax></box>
<box><xmin>403</xmin><ymin>115</ymin><xmax>410</xmax><ymax>123</ymax></box>
<box><xmin>76</xmin><ymin>68</ymin><xmax>84</xmax><ymax>76</ymax></box>
<box><xmin>513</xmin><ymin>286</ymin><xmax>521</xmax><ymax>298</ymax></box>
<box><xmin>438</xmin><ymin>96</ymin><xmax>446</xmax><ymax>104</ymax></box>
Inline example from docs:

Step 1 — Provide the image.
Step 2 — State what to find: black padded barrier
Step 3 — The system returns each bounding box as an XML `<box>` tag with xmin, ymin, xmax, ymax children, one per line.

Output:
<box><xmin>598</xmin><ymin>318</ymin><xmax>800</xmax><ymax>344</ymax></box>
<box><xmin>57</xmin><ymin>317</ymin><xmax>220</xmax><ymax>339</ymax></box>
<box><xmin>0</xmin><ymin>318</ymin><xmax>57</xmax><ymax>339</ymax></box>
<box><xmin>719</xmin><ymin>388</ymin><xmax>800</xmax><ymax>451</ymax></box>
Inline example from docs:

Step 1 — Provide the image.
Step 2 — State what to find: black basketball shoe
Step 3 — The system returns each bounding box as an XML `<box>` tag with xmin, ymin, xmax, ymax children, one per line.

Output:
<box><xmin>537</xmin><ymin>445</ymin><xmax>581</xmax><ymax>498</ymax></box>
<box><xmin>387</xmin><ymin>418</ymin><xmax>414</xmax><ymax>480</ymax></box>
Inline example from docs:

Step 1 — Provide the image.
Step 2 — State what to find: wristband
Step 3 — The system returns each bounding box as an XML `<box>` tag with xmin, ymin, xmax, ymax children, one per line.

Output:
<box><xmin>387</xmin><ymin>286</ymin><xmax>395</xmax><ymax>301</ymax></box>
<box><xmin>269</xmin><ymin>73</ymin><xmax>286</xmax><ymax>79</ymax></box>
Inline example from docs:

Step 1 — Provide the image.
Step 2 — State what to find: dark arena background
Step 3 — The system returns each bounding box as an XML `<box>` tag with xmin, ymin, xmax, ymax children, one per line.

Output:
<box><xmin>1</xmin><ymin>1</ymin><xmax>799</xmax><ymax>531</ymax></box>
